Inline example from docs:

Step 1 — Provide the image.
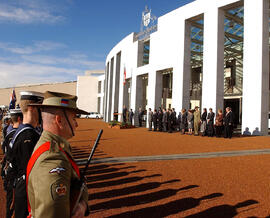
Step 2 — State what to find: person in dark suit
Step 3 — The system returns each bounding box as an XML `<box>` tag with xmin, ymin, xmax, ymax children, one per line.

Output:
<box><xmin>148</xmin><ymin>108</ymin><xmax>153</xmax><ymax>131</ymax></box>
<box><xmin>128</xmin><ymin>109</ymin><xmax>134</xmax><ymax>125</ymax></box>
<box><xmin>172</xmin><ymin>108</ymin><xmax>176</xmax><ymax>130</ymax></box>
<box><xmin>122</xmin><ymin>105</ymin><xmax>127</xmax><ymax>123</ymax></box>
<box><xmin>187</xmin><ymin>109</ymin><xmax>194</xmax><ymax>135</ymax></box>
<box><xmin>167</xmin><ymin>109</ymin><xmax>174</xmax><ymax>133</ymax></box>
<box><xmin>224</xmin><ymin>107</ymin><xmax>234</xmax><ymax>138</ymax></box>
<box><xmin>177</xmin><ymin>111</ymin><xmax>181</xmax><ymax>131</ymax></box>
<box><xmin>200</xmin><ymin>108</ymin><xmax>207</xmax><ymax>136</ymax></box>
<box><xmin>138</xmin><ymin>107</ymin><xmax>143</xmax><ymax>127</ymax></box>
<box><xmin>162</xmin><ymin>108</ymin><xmax>168</xmax><ymax>132</ymax></box>
<box><xmin>180</xmin><ymin>109</ymin><xmax>187</xmax><ymax>134</ymax></box>
<box><xmin>152</xmin><ymin>109</ymin><xmax>158</xmax><ymax>131</ymax></box>
<box><xmin>215</xmin><ymin>109</ymin><xmax>223</xmax><ymax>137</ymax></box>
<box><xmin>157</xmin><ymin>108</ymin><xmax>163</xmax><ymax>131</ymax></box>
<box><xmin>207</xmin><ymin>108</ymin><xmax>215</xmax><ymax>137</ymax></box>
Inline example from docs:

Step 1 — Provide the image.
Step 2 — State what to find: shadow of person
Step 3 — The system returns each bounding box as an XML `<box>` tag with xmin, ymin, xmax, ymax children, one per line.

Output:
<box><xmin>90</xmin><ymin>185</ymin><xmax>208</xmax><ymax>212</ymax></box>
<box><xmin>89</xmin><ymin>179</ymin><xmax>181</xmax><ymax>200</ymax></box>
<box><xmin>186</xmin><ymin>199</ymin><xmax>259</xmax><ymax>218</ymax></box>
<box><xmin>87</xmin><ymin>166</ymin><xmax>136</xmax><ymax>175</ymax></box>
<box><xmin>86</xmin><ymin>169</ymin><xmax>146</xmax><ymax>182</ymax></box>
<box><xmin>106</xmin><ymin>192</ymin><xmax>223</xmax><ymax>217</ymax></box>
<box><xmin>243</xmin><ymin>127</ymin><xmax>251</xmax><ymax>136</ymax></box>
<box><xmin>252</xmin><ymin>127</ymin><xmax>261</xmax><ymax>136</ymax></box>
<box><xmin>87</xmin><ymin>174</ymin><xmax>162</xmax><ymax>189</ymax></box>
<box><xmin>88</xmin><ymin>163</ymin><xmax>125</xmax><ymax>171</ymax></box>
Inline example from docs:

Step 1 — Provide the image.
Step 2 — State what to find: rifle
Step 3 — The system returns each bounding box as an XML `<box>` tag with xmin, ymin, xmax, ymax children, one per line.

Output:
<box><xmin>70</xmin><ymin>129</ymin><xmax>103</xmax><ymax>215</ymax></box>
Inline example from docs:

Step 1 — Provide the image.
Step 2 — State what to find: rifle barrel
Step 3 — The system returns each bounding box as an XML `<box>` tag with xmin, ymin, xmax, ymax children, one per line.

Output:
<box><xmin>81</xmin><ymin>129</ymin><xmax>103</xmax><ymax>177</ymax></box>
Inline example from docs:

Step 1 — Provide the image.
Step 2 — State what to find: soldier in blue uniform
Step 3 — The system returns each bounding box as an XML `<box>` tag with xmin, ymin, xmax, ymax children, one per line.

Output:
<box><xmin>9</xmin><ymin>91</ymin><xmax>44</xmax><ymax>218</ymax></box>
<box><xmin>2</xmin><ymin>109</ymin><xmax>23</xmax><ymax>218</ymax></box>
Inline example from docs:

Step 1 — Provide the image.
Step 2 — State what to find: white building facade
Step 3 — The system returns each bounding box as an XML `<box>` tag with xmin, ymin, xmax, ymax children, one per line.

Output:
<box><xmin>77</xmin><ymin>70</ymin><xmax>105</xmax><ymax>115</ymax></box>
<box><xmin>104</xmin><ymin>0</ymin><xmax>270</xmax><ymax>135</ymax></box>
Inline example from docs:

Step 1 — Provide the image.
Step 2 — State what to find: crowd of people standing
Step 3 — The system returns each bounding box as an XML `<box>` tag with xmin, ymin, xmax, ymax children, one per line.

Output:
<box><xmin>132</xmin><ymin>106</ymin><xmax>234</xmax><ymax>139</ymax></box>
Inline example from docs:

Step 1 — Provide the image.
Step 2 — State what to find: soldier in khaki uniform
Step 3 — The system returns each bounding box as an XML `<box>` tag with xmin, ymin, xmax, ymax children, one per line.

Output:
<box><xmin>26</xmin><ymin>91</ymin><xmax>89</xmax><ymax>218</ymax></box>
<box><xmin>193</xmin><ymin>106</ymin><xmax>201</xmax><ymax>136</ymax></box>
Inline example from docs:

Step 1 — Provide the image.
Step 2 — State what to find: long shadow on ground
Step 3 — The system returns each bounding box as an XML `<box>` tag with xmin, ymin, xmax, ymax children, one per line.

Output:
<box><xmin>89</xmin><ymin>179</ymin><xmax>180</xmax><ymax>200</ymax></box>
<box><xmin>87</xmin><ymin>174</ymin><xmax>161</xmax><ymax>189</ymax></box>
<box><xmin>106</xmin><ymin>193</ymin><xmax>223</xmax><ymax>218</ymax></box>
<box><xmin>90</xmin><ymin>185</ymin><xmax>201</xmax><ymax>212</ymax></box>
<box><xmin>186</xmin><ymin>199</ymin><xmax>259</xmax><ymax>218</ymax></box>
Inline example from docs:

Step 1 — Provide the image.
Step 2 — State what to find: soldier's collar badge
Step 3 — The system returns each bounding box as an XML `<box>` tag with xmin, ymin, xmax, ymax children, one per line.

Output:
<box><xmin>49</xmin><ymin>167</ymin><xmax>66</xmax><ymax>174</ymax></box>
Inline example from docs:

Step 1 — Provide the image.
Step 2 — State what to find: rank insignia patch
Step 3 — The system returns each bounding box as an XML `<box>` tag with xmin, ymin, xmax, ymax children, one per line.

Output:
<box><xmin>55</xmin><ymin>184</ymin><xmax>67</xmax><ymax>196</ymax></box>
<box><xmin>51</xmin><ymin>181</ymin><xmax>68</xmax><ymax>200</ymax></box>
<box><xmin>49</xmin><ymin>167</ymin><xmax>66</xmax><ymax>174</ymax></box>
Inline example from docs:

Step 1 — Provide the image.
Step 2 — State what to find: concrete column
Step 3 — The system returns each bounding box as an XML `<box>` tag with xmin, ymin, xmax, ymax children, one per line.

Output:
<box><xmin>154</xmin><ymin>72</ymin><xmax>163</xmax><ymax>110</ymax></box>
<box><xmin>100</xmin><ymin>94</ymin><xmax>104</xmax><ymax>116</ymax></box>
<box><xmin>135</xmin><ymin>76</ymin><xmax>143</xmax><ymax>108</ymax></box>
<box><xmin>242</xmin><ymin>0</ymin><xmax>269</xmax><ymax>135</ymax></box>
<box><xmin>137</xmin><ymin>41</ymin><xmax>144</xmax><ymax>67</ymax></box>
<box><xmin>113</xmin><ymin>52</ymin><xmax>121</xmax><ymax>115</ymax></box>
<box><xmin>111</xmin><ymin>56</ymin><xmax>118</xmax><ymax>120</ymax></box>
<box><xmin>201</xmin><ymin>7</ymin><xmax>225</xmax><ymax>114</ymax></box>
<box><xmin>122</xmin><ymin>82</ymin><xmax>129</xmax><ymax>121</ymax></box>
<box><xmin>147</xmin><ymin>70</ymin><xmax>158</xmax><ymax>128</ymax></box>
<box><xmin>134</xmin><ymin>75</ymin><xmax>143</xmax><ymax>126</ymax></box>
<box><xmin>130</xmin><ymin>70</ymin><xmax>136</xmax><ymax>111</ymax></box>
<box><xmin>135</xmin><ymin>76</ymin><xmax>143</xmax><ymax>110</ymax></box>
<box><xmin>107</xmin><ymin>57</ymin><xmax>114</xmax><ymax>122</ymax></box>
<box><xmin>172</xmin><ymin>20</ymin><xmax>191</xmax><ymax>113</ymax></box>
<box><xmin>105</xmin><ymin>62</ymin><xmax>110</xmax><ymax>122</ymax></box>
<box><xmin>118</xmin><ymin>64</ymin><xmax>124</xmax><ymax>122</ymax></box>
<box><xmin>100</xmin><ymin>79</ymin><xmax>104</xmax><ymax>116</ymax></box>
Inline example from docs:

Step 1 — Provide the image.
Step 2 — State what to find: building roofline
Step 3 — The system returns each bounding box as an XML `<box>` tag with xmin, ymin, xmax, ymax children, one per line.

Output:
<box><xmin>0</xmin><ymin>80</ymin><xmax>77</xmax><ymax>90</ymax></box>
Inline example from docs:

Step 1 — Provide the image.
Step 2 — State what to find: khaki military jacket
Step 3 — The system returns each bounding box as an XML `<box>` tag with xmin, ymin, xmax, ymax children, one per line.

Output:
<box><xmin>27</xmin><ymin>130</ymin><xmax>88</xmax><ymax>218</ymax></box>
<box><xmin>194</xmin><ymin>110</ymin><xmax>201</xmax><ymax>123</ymax></box>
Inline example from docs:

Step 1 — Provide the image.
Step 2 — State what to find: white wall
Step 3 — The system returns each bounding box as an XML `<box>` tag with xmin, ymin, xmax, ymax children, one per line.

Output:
<box><xmin>98</xmin><ymin>74</ymin><xmax>105</xmax><ymax>115</ymax></box>
<box><xmin>77</xmin><ymin>75</ymin><xmax>100</xmax><ymax>113</ymax></box>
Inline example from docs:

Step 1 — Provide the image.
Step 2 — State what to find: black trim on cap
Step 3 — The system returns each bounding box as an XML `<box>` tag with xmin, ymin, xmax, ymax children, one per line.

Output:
<box><xmin>10</xmin><ymin>111</ymin><xmax>22</xmax><ymax>115</ymax></box>
<box><xmin>21</xmin><ymin>95</ymin><xmax>43</xmax><ymax>102</ymax></box>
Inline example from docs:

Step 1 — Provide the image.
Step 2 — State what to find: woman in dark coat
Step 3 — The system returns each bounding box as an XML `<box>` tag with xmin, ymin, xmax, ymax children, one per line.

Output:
<box><xmin>207</xmin><ymin>108</ymin><xmax>215</xmax><ymax>137</ymax></box>
<box><xmin>200</xmin><ymin>108</ymin><xmax>207</xmax><ymax>136</ymax></box>
<box><xmin>187</xmin><ymin>109</ymin><xmax>194</xmax><ymax>135</ymax></box>
<box><xmin>152</xmin><ymin>109</ymin><xmax>158</xmax><ymax>131</ymax></box>
<box><xmin>167</xmin><ymin>109</ymin><xmax>173</xmax><ymax>133</ymax></box>
<box><xmin>177</xmin><ymin>112</ymin><xmax>181</xmax><ymax>131</ymax></box>
<box><xmin>157</xmin><ymin>108</ymin><xmax>163</xmax><ymax>132</ymax></box>
<box><xmin>180</xmin><ymin>109</ymin><xmax>187</xmax><ymax>134</ymax></box>
<box><xmin>215</xmin><ymin>109</ymin><xmax>223</xmax><ymax>137</ymax></box>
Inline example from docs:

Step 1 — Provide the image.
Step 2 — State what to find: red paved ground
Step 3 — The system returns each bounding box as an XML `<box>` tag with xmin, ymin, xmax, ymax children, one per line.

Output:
<box><xmin>87</xmin><ymin>156</ymin><xmax>270</xmax><ymax>217</ymax></box>
<box><xmin>72</xmin><ymin>119</ymin><xmax>270</xmax><ymax>158</ymax></box>
<box><xmin>1</xmin><ymin>119</ymin><xmax>270</xmax><ymax>217</ymax></box>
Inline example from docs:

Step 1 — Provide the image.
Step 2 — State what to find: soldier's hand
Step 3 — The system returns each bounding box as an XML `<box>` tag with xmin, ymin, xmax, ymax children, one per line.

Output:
<box><xmin>71</xmin><ymin>199</ymin><xmax>87</xmax><ymax>218</ymax></box>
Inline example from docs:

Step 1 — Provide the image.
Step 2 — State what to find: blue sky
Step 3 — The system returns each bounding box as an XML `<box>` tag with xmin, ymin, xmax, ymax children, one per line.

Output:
<box><xmin>0</xmin><ymin>0</ymin><xmax>194</xmax><ymax>88</ymax></box>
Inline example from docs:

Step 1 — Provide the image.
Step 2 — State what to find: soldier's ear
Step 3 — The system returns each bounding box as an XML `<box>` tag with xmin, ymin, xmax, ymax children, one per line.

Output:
<box><xmin>55</xmin><ymin>114</ymin><xmax>63</xmax><ymax>129</ymax></box>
